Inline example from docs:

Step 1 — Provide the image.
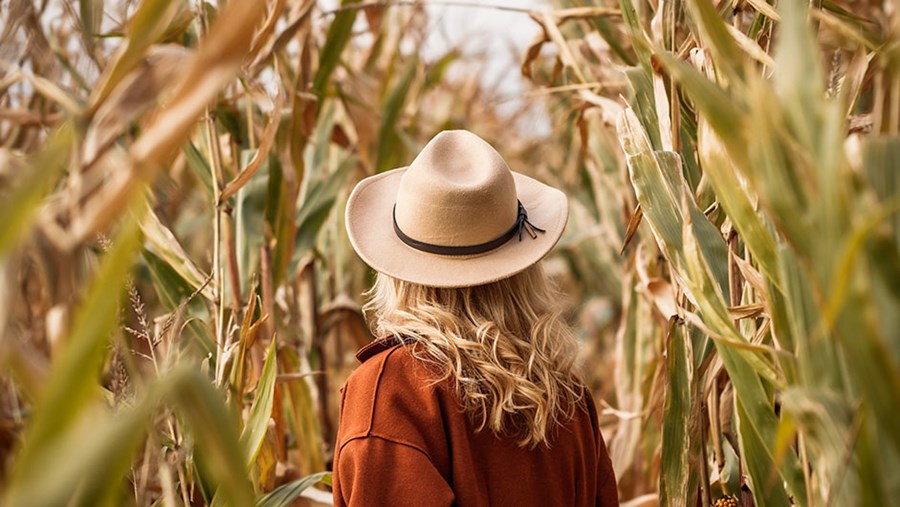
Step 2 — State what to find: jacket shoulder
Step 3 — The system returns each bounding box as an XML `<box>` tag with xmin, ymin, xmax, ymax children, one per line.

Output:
<box><xmin>337</xmin><ymin>344</ymin><xmax>401</xmax><ymax>445</ymax></box>
<box><xmin>336</xmin><ymin>344</ymin><xmax>446</xmax><ymax>456</ymax></box>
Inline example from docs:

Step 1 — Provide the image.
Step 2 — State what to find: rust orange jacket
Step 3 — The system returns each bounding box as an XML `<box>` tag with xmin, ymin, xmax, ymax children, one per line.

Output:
<box><xmin>333</xmin><ymin>340</ymin><xmax>619</xmax><ymax>507</ymax></box>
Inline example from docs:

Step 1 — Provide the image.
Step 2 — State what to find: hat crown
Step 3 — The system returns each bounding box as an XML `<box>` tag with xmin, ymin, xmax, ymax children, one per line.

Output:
<box><xmin>395</xmin><ymin>130</ymin><xmax>518</xmax><ymax>247</ymax></box>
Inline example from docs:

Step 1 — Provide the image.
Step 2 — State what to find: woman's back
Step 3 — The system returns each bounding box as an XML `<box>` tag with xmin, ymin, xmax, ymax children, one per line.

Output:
<box><xmin>333</xmin><ymin>340</ymin><xmax>618</xmax><ymax>507</ymax></box>
<box><xmin>338</xmin><ymin>130</ymin><xmax>619</xmax><ymax>505</ymax></box>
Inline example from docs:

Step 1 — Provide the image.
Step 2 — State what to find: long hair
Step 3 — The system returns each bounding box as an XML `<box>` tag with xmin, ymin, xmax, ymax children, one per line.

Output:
<box><xmin>363</xmin><ymin>263</ymin><xmax>583</xmax><ymax>448</ymax></box>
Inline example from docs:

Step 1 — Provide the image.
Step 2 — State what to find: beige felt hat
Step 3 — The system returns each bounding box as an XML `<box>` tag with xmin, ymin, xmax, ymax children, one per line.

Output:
<box><xmin>345</xmin><ymin>130</ymin><xmax>568</xmax><ymax>288</ymax></box>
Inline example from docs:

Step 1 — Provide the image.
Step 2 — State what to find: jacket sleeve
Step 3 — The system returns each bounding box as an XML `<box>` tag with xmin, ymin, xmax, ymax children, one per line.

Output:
<box><xmin>333</xmin><ymin>435</ymin><xmax>455</xmax><ymax>507</ymax></box>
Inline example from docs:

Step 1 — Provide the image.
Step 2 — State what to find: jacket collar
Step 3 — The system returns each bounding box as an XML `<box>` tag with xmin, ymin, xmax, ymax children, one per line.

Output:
<box><xmin>355</xmin><ymin>336</ymin><xmax>402</xmax><ymax>363</ymax></box>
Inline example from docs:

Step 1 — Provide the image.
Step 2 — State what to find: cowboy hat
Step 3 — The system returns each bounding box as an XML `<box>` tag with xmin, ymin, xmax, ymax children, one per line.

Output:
<box><xmin>344</xmin><ymin>129</ymin><xmax>568</xmax><ymax>288</ymax></box>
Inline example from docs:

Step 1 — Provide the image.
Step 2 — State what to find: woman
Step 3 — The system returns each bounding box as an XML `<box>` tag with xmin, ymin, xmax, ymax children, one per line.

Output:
<box><xmin>335</xmin><ymin>130</ymin><xmax>618</xmax><ymax>506</ymax></box>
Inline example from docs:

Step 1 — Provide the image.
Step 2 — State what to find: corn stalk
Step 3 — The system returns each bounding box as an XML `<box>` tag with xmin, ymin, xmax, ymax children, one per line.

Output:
<box><xmin>528</xmin><ymin>0</ymin><xmax>900</xmax><ymax>504</ymax></box>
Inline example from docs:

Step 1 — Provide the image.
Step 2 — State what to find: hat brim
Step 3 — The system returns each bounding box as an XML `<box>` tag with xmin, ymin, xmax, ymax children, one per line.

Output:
<box><xmin>345</xmin><ymin>167</ymin><xmax>568</xmax><ymax>288</ymax></box>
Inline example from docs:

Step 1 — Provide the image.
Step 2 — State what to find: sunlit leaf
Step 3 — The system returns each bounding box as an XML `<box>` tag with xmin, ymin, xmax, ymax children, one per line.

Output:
<box><xmin>240</xmin><ymin>339</ymin><xmax>277</xmax><ymax>468</ymax></box>
<box><xmin>255</xmin><ymin>472</ymin><xmax>330</xmax><ymax>507</ymax></box>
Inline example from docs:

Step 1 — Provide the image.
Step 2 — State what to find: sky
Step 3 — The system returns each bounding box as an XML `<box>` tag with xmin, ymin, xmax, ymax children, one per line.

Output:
<box><xmin>419</xmin><ymin>0</ymin><xmax>547</xmax><ymax>94</ymax></box>
<box><xmin>419</xmin><ymin>0</ymin><xmax>550</xmax><ymax>131</ymax></box>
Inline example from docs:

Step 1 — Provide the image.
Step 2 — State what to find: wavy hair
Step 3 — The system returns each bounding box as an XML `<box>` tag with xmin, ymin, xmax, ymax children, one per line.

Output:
<box><xmin>363</xmin><ymin>263</ymin><xmax>583</xmax><ymax>448</ymax></box>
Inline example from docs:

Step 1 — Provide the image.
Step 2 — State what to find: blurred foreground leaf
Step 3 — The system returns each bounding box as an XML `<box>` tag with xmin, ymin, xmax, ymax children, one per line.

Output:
<box><xmin>4</xmin><ymin>206</ymin><xmax>145</xmax><ymax>506</ymax></box>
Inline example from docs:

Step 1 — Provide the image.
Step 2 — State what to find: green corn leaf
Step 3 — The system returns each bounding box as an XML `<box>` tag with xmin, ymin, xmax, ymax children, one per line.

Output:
<box><xmin>620</xmin><ymin>108</ymin><xmax>739</xmax><ymax>347</ymax></box>
<box><xmin>178</xmin><ymin>369</ymin><xmax>256</xmax><ymax>507</ymax></box>
<box><xmin>773</xmin><ymin>0</ymin><xmax>825</xmax><ymax>158</ymax></box>
<box><xmin>764</xmin><ymin>274</ymin><xmax>799</xmax><ymax>381</ymax></box>
<box><xmin>264</xmin><ymin>152</ymin><xmax>284</xmax><ymax>239</ymax></box>
<box><xmin>3</xmin><ymin>364</ymin><xmax>255</xmax><ymax>507</ymax></box>
<box><xmin>680</xmin><ymin>204</ymin><xmax>781</xmax><ymax>389</ymax></box>
<box><xmin>589</xmin><ymin>15</ymin><xmax>635</xmax><ymax>65</ymax></box>
<box><xmin>235</xmin><ymin>149</ymin><xmax>270</xmax><ymax>298</ymax></box>
<box><xmin>313</xmin><ymin>0</ymin><xmax>361</xmax><ymax>98</ymax></box>
<box><xmin>141</xmin><ymin>205</ymin><xmax>214</xmax><ymax>300</ymax></box>
<box><xmin>742</xmin><ymin>92</ymin><xmax>813</xmax><ymax>253</ymax></box>
<box><xmin>255</xmin><ymin>472</ymin><xmax>330</xmax><ymax>507</ymax></box>
<box><xmin>856</xmin><ymin>412</ymin><xmax>899</xmax><ymax>505</ymax></box>
<box><xmin>172</xmin><ymin>367</ymin><xmax>262</xmax><ymax>506</ymax></box>
<box><xmin>624</xmin><ymin>66</ymin><xmax>663</xmax><ymax>151</ymax></box>
<box><xmin>684</xmin><ymin>0</ymin><xmax>746</xmax><ymax>83</ymax></box>
<box><xmin>266</xmin><ymin>154</ymin><xmax>296</xmax><ymax>287</ymax></box>
<box><xmin>696</xmin><ymin>119</ymin><xmax>780</xmax><ymax>286</ymax></box>
<box><xmin>141</xmin><ymin>248</ymin><xmax>216</xmax><ymax>358</ymax></box>
<box><xmin>861</xmin><ymin>136</ymin><xmax>900</xmax><ymax>251</ymax></box>
<box><xmin>375</xmin><ymin>57</ymin><xmax>418</xmax><ymax>174</ymax></box>
<box><xmin>618</xmin><ymin>109</ymin><xmax>730</xmax><ymax>300</ymax></box>
<box><xmin>777</xmin><ymin>245</ymin><xmax>826</xmax><ymax>385</ymax></box>
<box><xmin>423</xmin><ymin>50</ymin><xmax>461</xmax><ymax>91</ymax></box>
<box><xmin>682</xmin><ymin>222</ymin><xmax>807</xmax><ymax>506</ymax></box>
<box><xmin>184</xmin><ymin>140</ymin><xmax>215</xmax><ymax>197</ymax></box>
<box><xmin>659</xmin><ymin>321</ymin><xmax>700</xmax><ymax>507</ymax></box>
<box><xmin>832</xmin><ymin>288</ymin><xmax>900</xmax><ymax>460</ymax></box>
<box><xmin>685</xmin><ymin>199</ymin><xmax>730</xmax><ymax>303</ymax></box>
<box><xmin>652</xmin><ymin>51</ymin><xmax>747</xmax><ymax>163</ymax></box>
<box><xmin>734</xmin><ymin>398</ymin><xmax>794</xmax><ymax>507</ymax></box>
<box><xmin>779</xmin><ymin>388</ymin><xmax>858</xmax><ymax>506</ymax></box>
<box><xmin>617</xmin><ymin>109</ymin><xmax>681</xmax><ymax>252</ymax></box>
<box><xmin>290</xmin><ymin>154</ymin><xmax>356</xmax><ymax>272</ymax></box>
<box><xmin>618</xmin><ymin>0</ymin><xmax>652</xmax><ymax>66</ymax></box>
<box><xmin>240</xmin><ymin>339</ymin><xmax>278</xmax><ymax>469</ymax></box>
<box><xmin>621</xmin><ymin>106</ymin><xmax>807</xmax><ymax>504</ymax></box>
<box><xmin>3</xmin><ymin>394</ymin><xmax>153</xmax><ymax>507</ymax></box>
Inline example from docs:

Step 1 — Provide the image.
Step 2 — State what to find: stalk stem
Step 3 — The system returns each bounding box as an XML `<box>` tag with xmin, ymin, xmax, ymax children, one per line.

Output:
<box><xmin>207</xmin><ymin>111</ymin><xmax>228</xmax><ymax>386</ymax></box>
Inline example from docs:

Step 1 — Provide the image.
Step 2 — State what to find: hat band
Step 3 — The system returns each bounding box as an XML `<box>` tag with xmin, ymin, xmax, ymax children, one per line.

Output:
<box><xmin>392</xmin><ymin>200</ymin><xmax>545</xmax><ymax>256</ymax></box>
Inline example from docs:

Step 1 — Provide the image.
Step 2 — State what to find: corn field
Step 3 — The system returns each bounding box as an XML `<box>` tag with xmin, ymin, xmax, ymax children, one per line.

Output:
<box><xmin>0</xmin><ymin>0</ymin><xmax>897</xmax><ymax>505</ymax></box>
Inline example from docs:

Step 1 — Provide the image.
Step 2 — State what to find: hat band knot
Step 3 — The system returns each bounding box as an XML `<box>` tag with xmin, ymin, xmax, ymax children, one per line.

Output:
<box><xmin>392</xmin><ymin>200</ymin><xmax>546</xmax><ymax>256</ymax></box>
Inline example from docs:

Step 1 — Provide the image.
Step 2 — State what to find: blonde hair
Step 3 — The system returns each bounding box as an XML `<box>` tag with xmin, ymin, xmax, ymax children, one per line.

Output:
<box><xmin>363</xmin><ymin>263</ymin><xmax>583</xmax><ymax>448</ymax></box>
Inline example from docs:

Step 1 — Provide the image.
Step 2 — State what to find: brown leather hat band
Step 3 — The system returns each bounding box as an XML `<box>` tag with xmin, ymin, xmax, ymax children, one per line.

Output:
<box><xmin>392</xmin><ymin>201</ymin><xmax>545</xmax><ymax>256</ymax></box>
